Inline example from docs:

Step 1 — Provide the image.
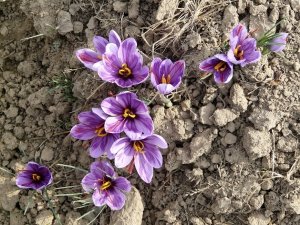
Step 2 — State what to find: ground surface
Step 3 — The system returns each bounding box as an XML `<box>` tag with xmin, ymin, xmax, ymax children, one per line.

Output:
<box><xmin>0</xmin><ymin>0</ymin><xmax>300</xmax><ymax>224</ymax></box>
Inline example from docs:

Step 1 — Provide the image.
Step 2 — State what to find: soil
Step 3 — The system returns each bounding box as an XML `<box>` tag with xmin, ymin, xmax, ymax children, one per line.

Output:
<box><xmin>0</xmin><ymin>0</ymin><xmax>300</xmax><ymax>225</ymax></box>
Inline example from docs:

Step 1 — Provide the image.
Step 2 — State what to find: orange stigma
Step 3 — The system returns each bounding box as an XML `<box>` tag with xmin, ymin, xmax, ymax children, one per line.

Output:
<box><xmin>100</xmin><ymin>181</ymin><xmax>111</xmax><ymax>190</ymax></box>
<box><xmin>95</xmin><ymin>126</ymin><xmax>107</xmax><ymax>137</ymax></box>
<box><xmin>32</xmin><ymin>173</ymin><xmax>41</xmax><ymax>181</ymax></box>
<box><xmin>161</xmin><ymin>74</ymin><xmax>171</xmax><ymax>84</ymax></box>
<box><xmin>214</xmin><ymin>61</ymin><xmax>227</xmax><ymax>72</ymax></box>
<box><xmin>118</xmin><ymin>64</ymin><xmax>132</xmax><ymax>77</ymax></box>
<box><xmin>123</xmin><ymin>108</ymin><xmax>136</xmax><ymax>118</ymax></box>
<box><xmin>133</xmin><ymin>141</ymin><xmax>145</xmax><ymax>153</ymax></box>
<box><xmin>233</xmin><ymin>45</ymin><xmax>244</xmax><ymax>60</ymax></box>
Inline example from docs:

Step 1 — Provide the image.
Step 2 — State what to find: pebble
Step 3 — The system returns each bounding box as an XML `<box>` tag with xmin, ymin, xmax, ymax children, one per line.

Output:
<box><xmin>41</xmin><ymin>146</ymin><xmax>54</xmax><ymax>161</ymax></box>
<box><xmin>212</xmin><ymin>108</ymin><xmax>239</xmax><ymax>127</ymax></box>
<box><xmin>57</xmin><ymin>10</ymin><xmax>73</xmax><ymax>35</ymax></box>
<box><xmin>73</xmin><ymin>21</ymin><xmax>83</xmax><ymax>33</ymax></box>
<box><xmin>113</xmin><ymin>1</ymin><xmax>128</xmax><ymax>13</ymax></box>
<box><xmin>224</xmin><ymin>133</ymin><xmax>237</xmax><ymax>145</ymax></box>
<box><xmin>199</xmin><ymin>103</ymin><xmax>215</xmax><ymax>125</ymax></box>
<box><xmin>261</xmin><ymin>180</ymin><xmax>273</xmax><ymax>190</ymax></box>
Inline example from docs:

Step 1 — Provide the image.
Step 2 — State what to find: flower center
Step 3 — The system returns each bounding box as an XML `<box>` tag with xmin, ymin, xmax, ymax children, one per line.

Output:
<box><xmin>100</xmin><ymin>181</ymin><xmax>112</xmax><ymax>190</ymax></box>
<box><xmin>118</xmin><ymin>63</ymin><xmax>132</xmax><ymax>77</ymax></box>
<box><xmin>32</xmin><ymin>173</ymin><xmax>41</xmax><ymax>181</ymax></box>
<box><xmin>161</xmin><ymin>74</ymin><xmax>171</xmax><ymax>84</ymax></box>
<box><xmin>234</xmin><ymin>45</ymin><xmax>244</xmax><ymax>60</ymax></box>
<box><xmin>95</xmin><ymin>126</ymin><xmax>107</xmax><ymax>137</ymax></box>
<box><xmin>214</xmin><ymin>61</ymin><xmax>227</xmax><ymax>72</ymax></box>
<box><xmin>123</xmin><ymin>108</ymin><xmax>136</xmax><ymax>118</ymax></box>
<box><xmin>133</xmin><ymin>141</ymin><xmax>145</xmax><ymax>153</ymax></box>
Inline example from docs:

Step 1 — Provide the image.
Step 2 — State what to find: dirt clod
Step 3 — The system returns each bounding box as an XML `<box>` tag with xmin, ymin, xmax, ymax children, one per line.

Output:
<box><xmin>212</xmin><ymin>108</ymin><xmax>239</xmax><ymax>127</ymax></box>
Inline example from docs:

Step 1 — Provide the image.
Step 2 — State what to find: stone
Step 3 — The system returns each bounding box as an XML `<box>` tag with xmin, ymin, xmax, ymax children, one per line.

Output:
<box><xmin>110</xmin><ymin>187</ymin><xmax>143</xmax><ymax>225</ymax></box>
<box><xmin>211</xmin><ymin>154</ymin><xmax>222</xmax><ymax>164</ymax></box>
<box><xmin>10</xmin><ymin>209</ymin><xmax>27</xmax><ymax>225</ymax></box>
<box><xmin>35</xmin><ymin>210</ymin><xmax>54</xmax><ymax>225</ymax></box>
<box><xmin>65</xmin><ymin>211</ymin><xmax>88</xmax><ymax>225</ymax></box>
<box><xmin>156</xmin><ymin>0</ymin><xmax>178</xmax><ymax>21</ymax></box>
<box><xmin>242</xmin><ymin>127</ymin><xmax>272</xmax><ymax>160</ymax></box>
<box><xmin>41</xmin><ymin>146</ymin><xmax>54</xmax><ymax>161</ymax></box>
<box><xmin>73</xmin><ymin>21</ymin><xmax>83</xmax><ymax>33</ymax></box>
<box><xmin>212</xmin><ymin>109</ymin><xmax>239</xmax><ymax>127</ymax></box>
<box><xmin>0</xmin><ymin>25</ymin><xmax>8</xmax><ymax>36</ymax></box>
<box><xmin>185</xmin><ymin>128</ymin><xmax>218</xmax><ymax>164</ymax></box>
<box><xmin>277</xmin><ymin>135</ymin><xmax>298</xmax><ymax>152</ymax></box>
<box><xmin>248</xmin><ymin>108</ymin><xmax>280</xmax><ymax>131</ymax></box>
<box><xmin>199</xmin><ymin>103</ymin><xmax>215</xmax><ymax>125</ymax></box>
<box><xmin>2</xmin><ymin>132</ymin><xmax>18</xmax><ymax>150</ymax></box>
<box><xmin>248</xmin><ymin>212</ymin><xmax>270</xmax><ymax>225</ymax></box>
<box><xmin>222</xmin><ymin>5</ymin><xmax>239</xmax><ymax>34</ymax></box>
<box><xmin>290</xmin><ymin>0</ymin><xmax>300</xmax><ymax>12</ymax></box>
<box><xmin>57</xmin><ymin>10</ymin><xmax>73</xmax><ymax>35</ymax></box>
<box><xmin>17</xmin><ymin>61</ymin><xmax>36</xmax><ymax>78</ymax></box>
<box><xmin>128</xmin><ymin>0</ymin><xmax>139</xmax><ymax>19</ymax></box>
<box><xmin>223</xmin><ymin>133</ymin><xmax>237</xmax><ymax>145</ymax></box>
<box><xmin>286</xmin><ymin>194</ymin><xmax>300</xmax><ymax>214</ymax></box>
<box><xmin>4</xmin><ymin>106</ymin><xmax>19</xmax><ymax>118</ymax></box>
<box><xmin>211</xmin><ymin>197</ymin><xmax>231</xmax><ymax>214</ymax></box>
<box><xmin>261</xmin><ymin>180</ymin><xmax>273</xmax><ymax>191</ymax></box>
<box><xmin>0</xmin><ymin>176</ymin><xmax>20</xmax><ymax>211</ymax></box>
<box><xmin>113</xmin><ymin>1</ymin><xmax>128</xmax><ymax>13</ymax></box>
<box><xmin>249</xmin><ymin>195</ymin><xmax>264</xmax><ymax>210</ymax></box>
<box><xmin>229</xmin><ymin>83</ymin><xmax>248</xmax><ymax>112</ymax></box>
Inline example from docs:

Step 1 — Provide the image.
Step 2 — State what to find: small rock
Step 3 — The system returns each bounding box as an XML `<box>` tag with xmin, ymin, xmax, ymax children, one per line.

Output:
<box><xmin>212</xmin><ymin>197</ymin><xmax>231</xmax><ymax>214</ymax></box>
<box><xmin>199</xmin><ymin>103</ymin><xmax>215</xmax><ymax>125</ymax></box>
<box><xmin>248</xmin><ymin>108</ymin><xmax>280</xmax><ymax>131</ymax></box>
<box><xmin>229</xmin><ymin>83</ymin><xmax>248</xmax><ymax>112</ymax></box>
<box><xmin>242</xmin><ymin>127</ymin><xmax>272</xmax><ymax>160</ymax></box>
<box><xmin>190</xmin><ymin>217</ymin><xmax>205</xmax><ymax>225</ymax></box>
<box><xmin>261</xmin><ymin>180</ymin><xmax>273</xmax><ymax>190</ymax></box>
<box><xmin>13</xmin><ymin>127</ymin><xmax>25</xmax><ymax>139</ymax></box>
<box><xmin>222</xmin><ymin>5</ymin><xmax>239</xmax><ymax>34</ymax></box>
<box><xmin>225</xmin><ymin>147</ymin><xmax>247</xmax><ymax>164</ymax></box>
<box><xmin>249</xmin><ymin>195</ymin><xmax>264</xmax><ymax>210</ymax></box>
<box><xmin>290</xmin><ymin>0</ymin><xmax>300</xmax><ymax>12</ymax></box>
<box><xmin>65</xmin><ymin>211</ymin><xmax>88</xmax><ymax>225</ymax></box>
<box><xmin>4</xmin><ymin>106</ymin><xmax>19</xmax><ymax>118</ymax></box>
<box><xmin>181</xmin><ymin>99</ymin><xmax>191</xmax><ymax>111</ymax></box>
<box><xmin>202</xmin><ymin>87</ymin><xmax>218</xmax><ymax>104</ymax></box>
<box><xmin>248</xmin><ymin>212</ymin><xmax>270</xmax><ymax>225</ymax></box>
<box><xmin>110</xmin><ymin>187</ymin><xmax>143</xmax><ymax>225</ymax></box>
<box><xmin>124</xmin><ymin>25</ymin><xmax>140</xmax><ymax>38</ymax></box>
<box><xmin>156</xmin><ymin>0</ymin><xmax>178</xmax><ymax>21</ymax></box>
<box><xmin>224</xmin><ymin>133</ymin><xmax>237</xmax><ymax>145</ymax></box>
<box><xmin>211</xmin><ymin>154</ymin><xmax>222</xmax><ymax>164</ymax></box>
<box><xmin>212</xmin><ymin>108</ymin><xmax>239</xmax><ymax>127</ymax></box>
<box><xmin>69</xmin><ymin>3</ymin><xmax>80</xmax><ymax>15</ymax></box>
<box><xmin>17</xmin><ymin>61</ymin><xmax>36</xmax><ymax>78</ymax></box>
<box><xmin>128</xmin><ymin>0</ymin><xmax>139</xmax><ymax>19</ymax></box>
<box><xmin>57</xmin><ymin>10</ymin><xmax>73</xmax><ymax>35</ymax></box>
<box><xmin>73</xmin><ymin>21</ymin><xmax>83</xmax><ymax>33</ymax></box>
<box><xmin>186</xmin><ymin>128</ymin><xmax>218</xmax><ymax>164</ymax></box>
<box><xmin>2</xmin><ymin>132</ymin><xmax>18</xmax><ymax>150</ymax></box>
<box><xmin>286</xmin><ymin>194</ymin><xmax>300</xmax><ymax>214</ymax></box>
<box><xmin>10</xmin><ymin>209</ymin><xmax>27</xmax><ymax>225</ymax></box>
<box><xmin>113</xmin><ymin>1</ymin><xmax>128</xmax><ymax>13</ymax></box>
<box><xmin>0</xmin><ymin>25</ymin><xmax>8</xmax><ymax>36</ymax></box>
<box><xmin>35</xmin><ymin>210</ymin><xmax>54</xmax><ymax>225</ymax></box>
<box><xmin>0</xmin><ymin>176</ymin><xmax>20</xmax><ymax>211</ymax></box>
<box><xmin>87</xmin><ymin>17</ymin><xmax>97</xmax><ymax>30</ymax></box>
<box><xmin>277</xmin><ymin>135</ymin><xmax>298</xmax><ymax>152</ymax></box>
<box><xmin>41</xmin><ymin>146</ymin><xmax>54</xmax><ymax>161</ymax></box>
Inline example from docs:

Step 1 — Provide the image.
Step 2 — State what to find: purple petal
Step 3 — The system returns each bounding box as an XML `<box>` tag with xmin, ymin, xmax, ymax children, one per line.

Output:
<box><xmin>241</xmin><ymin>50</ymin><xmax>261</xmax><ymax>67</ymax></box>
<box><xmin>114</xmin><ymin>177</ymin><xmax>131</xmax><ymax>192</ymax></box>
<box><xmin>270</xmin><ymin>33</ymin><xmax>288</xmax><ymax>52</ymax></box>
<box><xmin>98</xmin><ymin>64</ymin><xmax>119</xmax><ymax>83</ymax></box>
<box><xmin>231</xmin><ymin>24</ymin><xmax>248</xmax><ymax>42</ymax></box>
<box><xmin>116</xmin><ymin>91</ymin><xmax>138</xmax><ymax>108</ymax></box>
<box><xmin>92</xmin><ymin>108</ymin><xmax>108</xmax><ymax>120</ymax></box>
<box><xmin>227</xmin><ymin>48</ymin><xmax>245</xmax><ymax>65</ymax></box>
<box><xmin>78</xmin><ymin>111</ymin><xmax>102</xmax><ymax>126</ymax></box>
<box><xmin>150</xmin><ymin>57</ymin><xmax>163</xmax><ymax>86</ymax></box>
<box><xmin>113</xmin><ymin>139</ymin><xmax>135</xmax><ymax>168</ymax></box>
<box><xmin>143</xmin><ymin>134</ymin><xmax>168</xmax><ymax>148</ymax></box>
<box><xmin>105</xmin><ymin>187</ymin><xmax>126</xmax><ymax>210</ymax></box>
<box><xmin>159</xmin><ymin>59</ymin><xmax>173</xmax><ymax>77</ymax></box>
<box><xmin>98</xmin><ymin>134</ymin><xmax>119</xmax><ymax>159</ymax></box>
<box><xmin>110</xmin><ymin>137</ymin><xmax>131</xmax><ymax>154</ymax></box>
<box><xmin>169</xmin><ymin>60</ymin><xmax>185</xmax><ymax>85</ymax></box>
<box><xmin>105</xmin><ymin>116</ymin><xmax>126</xmax><ymax>134</ymax></box>
<box><xmin>156</xmin><ymin>83</ymin><xmax>176</xmax><ymax>95</ymax></box>
<box><xmin>76</xmin><ymin>49</ymin><xmax>101</xmax><ymax>71</ymax></box>
<box><xmin>92</xmin><ymin>189</ymin><xmax>106</xmax><ymax>207</ymax></box>
<box><xmin>144</xmin><ymin>144</ymin><xmax>163</xmax><ymax>168</ymax></box>
<box><xmin>90</xmin><ymin>161</ymin><xmax>115</xmax><ymax>178</ymax></box>
<box><xmin>134</xmin><ymin>154</ymin><xmax>153</xmax><ymax>183</ymax></box>
<box><xmin>118</xmin><ymin>38</ymin><xmax>137</xmax><ymax>63</ymax></box>
<box><xmin>214</xmin><ymin>69</ymin><xmax>233</xmax><ymax>84</ymax></box>
<box><xmin>199</xmin><ymin>56</ymin><xmax>220</xmax><ymax>72</ymax></box>
<box><xmin>89</xmin><ymin>137</ymin><xmax>106</xmax><ymax>158</ymax></box>
<box><xmin>93</xmin><ymin>36</ymin><xmax>109</xmax><ymax>55</ymax></box>
<box><xmin>70</xmin><ymin>124</ymin><xmax>96</xmax><ymax>140</ymax></box>
<box><xmin>102</xmin><ymin>43</ymin><xmax>122</xmax><ymax>73</ymax></box>
<box><xmin>124</xmin><ymin>114</ymin><xmax>154</xmax><ymax>139</ymax></box>
<box><xmin>81</xmin><ymin>172</ymin><xmax>98</xmax><ymax>192</ymax></box>
<box><xmin>101</xmin><ymin>97</ymin><xmax>124</xmax><ymax>116</ymax></box>
<box><xmin>109</xmin><ymin>30</ymin><xmax>122</xmax><ymax>47</ymax></box>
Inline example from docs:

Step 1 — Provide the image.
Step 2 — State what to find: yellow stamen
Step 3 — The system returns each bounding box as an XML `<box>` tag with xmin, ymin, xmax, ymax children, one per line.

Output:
<box><xmin>233</xmin><ymin>45</ymin><xmax>244</xmax><ymax>60</ymax></box>
<box><xmin>101</xmin><ymin>181</ymin><xmax>111</xmax><ymax>190</ymax></box>
<box><xmin>161</xmin><ymin>74</ymin><xmax>171</xmax><ymax>84</ymax></box>
<box><xmin>118</xmin><ymin>63</ymin><xmax>132</xmax><ymax>77</ymax></box>
<box><xmin>133</xmin><ymin>141</ymin><xmax>144</xmax><ymax>153</ymax></box>
<box><xmin>214</xmin><ymin>61</ymin><xmax>227</xmax><ymax>72</ymax></box>
<box><xmin>32</xmin><ymin>173</ymin><xmax>41</xmax><ymax>181</ymax></box>
<box><xmin>95</xmin><ymin>127</ymin><xmax>107</xmax><ymax>137</ymax></box>
<box><xmin>123</xmin><ymin>108</ymin><xmax>136</xmax><ymax>118</ymax></box>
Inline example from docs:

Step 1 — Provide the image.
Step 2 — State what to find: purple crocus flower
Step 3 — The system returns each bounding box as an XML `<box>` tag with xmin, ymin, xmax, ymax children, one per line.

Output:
<box><xmin>76</xmin><ymin>30</ymin><xmax>121</xmax><ymax>71</ymax></box>
<box><xmin>199</xmin><ymin>54</ymin><xmax>233</xmax><ymax>84</ymax></box>
<box><xmin>111</xmin><ymin>134</ymin><xmax>168</xmax><ymax>183</ymax></box>
<box><xmin>70</xmin><ymin>108</ymin><xmax>119</xmax><ymax>159</ymax></box>
<box><xmin>98</xmin><ymin>38</ymin><xmax>149</xmax><ymax>88</ymax></box>
<box><xmin>227</xmin><ymin>24</ymin><xmax>261</xmax><ymax>67</ymax></box>
<box><xmin>81</xmin><ymin>160</ymin><xmax>131</xmax><ymax>210</ymax></box>
<box><xmin>269</xmin><ymin>33</ymin><xmax>288</xmax><ymax>52</ymax></box>
<box><xmin>150</xmin><ymin>58</ymin><xmax>185</xmax><ymax>95</ymax></box>
<box><xmin>16</xmin><ymin>162</ymin><xmax>53</xmax><ymax>190</ymax></box>
<box><xmin>101</xmin><ymin>91</ymin><xmax>154</xmax><ymax>140</ymax></box>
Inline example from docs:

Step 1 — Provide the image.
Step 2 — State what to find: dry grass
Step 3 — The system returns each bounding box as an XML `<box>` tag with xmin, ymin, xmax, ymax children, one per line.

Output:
<box><xmin>142</xmin><ymin>0</ymin><xmax>234</xmax><ymax>56</ymax></box>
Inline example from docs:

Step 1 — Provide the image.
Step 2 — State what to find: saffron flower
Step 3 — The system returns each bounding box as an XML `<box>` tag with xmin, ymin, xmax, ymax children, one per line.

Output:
<box><xmin>101</xmin><ymin>91</ymin><xmax>154</xmax><ymax>140</ymax></box>
<box><xmin>16</xmin><ymin>162</ymin><xmax>53</xmax><ymax>190</ymax></box>
<box><xmin>269</xmin><ymin>32</ymin><xmax>288</xmax><ymax>52</ymax></box>
<box><xmin>111</xmin><ymin>134</ymin><xmax>168</xmax><ymax>183</ymax></box>
<box><xmin>70</xmin><ymin>108</ymin><xmax>119</xmax><ymax>159</ymax></box>
<box><xmin>199</xmin><ymin>54</ymin><xmax>233</xmax><ymax>84</ymax></box>
<box><xmin>81</xmin><ymin>161</ymin><xmax>131</xmax><ymax>210</ymax></box>
<box><xmin>227</xmin><ymin>24</ymin><xmax>261</xmax><ymax>67</ymax></box>
<box><xmin>76</xmin><ymin>30</ymin><xmax>121</xmax><ymax>71</ymax></box>
<box><xmin>150</xmin><ymin>58</ymin><xmax>185</xmax><ymax>95</ymax></box>
<box><xmin>98</xmin><ymin>38</ymin><xmax>149</xmax><ymax>88</ymax></box>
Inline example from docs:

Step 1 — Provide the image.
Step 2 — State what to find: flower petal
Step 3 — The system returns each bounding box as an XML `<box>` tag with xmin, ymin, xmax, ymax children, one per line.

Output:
<box><xmin>76</xmin><ymin>49</ymin><xmax>100</xmax><ymax>71</ymax></box>
<box><xmin>134</xmin><ymin>154</ymin><xmax>153</xmax><ymax>183</ymax></box>
<box><xmin>92</xmin><ymin>189</ymin><xmax>106</xmax><ymax>207</ymax></box>
<box><xmin>114</xmin><ymin>141</ymin><xmax>134</xmax><ymax>168</ymax></box>
<box><xmin>90</xmin><ymin>161</ymin><xmax>115</xmax><ymax>178</ymax></box>
<box><xmin>199</xmin><ymin>56</ymin><xmax>220</xmax><ymax>72</ymax></box>
<box><xmin>105</xmin><ymin>188</ymin><xmax>126</xmax><ymax>210</ymax></box>
<box><xmin>109</xmin><ymin>30</ymin><xmax>122</xmax><ymax>47</ymax></box>
<box><xmin>159</xmin><ymin>59</ymin><xmax>173</xmax><ymax>77</ymax></box>
<box><xmin>124</xmin><ymin>114</ymin><xmax>154</xmax><ymax>140</ymax></box>
<box><xmin>144</xmin><ymin>134</ymin><xmax>168</xmax><ymax>148</ymax></box>
<box><xmin>144</xmin><ymin>144</ymin><xmax>163</xmax><ymax>168</ymax></box>
<box><xmin>156</xmin><ymin>83</ymin><xmax>176</xmax><ymax>95</ymax></box>
<box><xmin>70</xmin><ymin>124</ymin><xmax>96</xmax><ymax>140</ymax></box>
<box><xmin>150</xmin><ymin>57</ymin><xmax>162</xmax><ymax>86</ymax></box>
<box><xmin>78</xmin><ymin>111</ymin><xmax>102</xmax><ymax>126</ymax></box>
<box><xmin>81</xmin><ymin>172</ymin><xmax>98</xmax><ymax>192</ymax></box>
<box><xmin>93</xmin><ymin>36</ymin><xmax>109</xmax><ymax>55</ymax></box>
<box><xmin>169</xmin><ymin>60</ymin><xmax>185</xmax><ymax>84</ymax></box>
<box><xmin>118</xmin><ymin>38</ymin><xmax>137</xmax><ymax>63</ymax></box>
<box><xmin>92</xmin><ymin>108</ymin><xmax>108</xmax><ymax>120</ymax></box>
<box><xmin>114</xmin><ymin>177</ymin><xmax>131</xmax><ymax>192</ymax></box>
<box><xmin>101</xmin><ymin>97</ymin><xmax>123</xmax><ymax>116</ymax></box>
<box><xmin>89</xmin><ymin>137</ymin><xmax>106</xmax><ymax>158</ymax></box>
<box><xmin>105</xmin><ymin>116</ymin><xmax>126</xmax><ymax>134</ymax></box>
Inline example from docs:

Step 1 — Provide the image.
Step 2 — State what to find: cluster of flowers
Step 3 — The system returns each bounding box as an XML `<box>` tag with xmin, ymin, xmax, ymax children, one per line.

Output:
<box><xmin>15</xmin><ymin>24</ymin><xmax>288</xmax><ymax>213</ymax></box>
<box><xmin>199</xmin><ymin>24</ymin><xmax>288</xmax><ymax>84</ymax></box>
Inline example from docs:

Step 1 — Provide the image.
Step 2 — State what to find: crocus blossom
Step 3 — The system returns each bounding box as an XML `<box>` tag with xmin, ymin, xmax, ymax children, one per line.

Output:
<box><xmin>70</xmin><ymin>108</ymin><xmax>119</xmax><ymax>159</ymax></box>
<box><xmin>227</xmin><ymin>24</ymin><xmax>261</xmax><ymax>67</ymax></box>
<box><xmin>81</xmin><ymin>161</ymin><xmax>131</xmax><ymax>210</ymax></box>
<box><xmin>98</xmin><ymin>38</ymin><xmax>149</xmax><ymax>88</ymax></box>
<box><xmin>16</xmin><ymin>162</ymin><xmax>53</xmax><ymax>190</ymax></box>
<box><xmin>101</xmin><ymin>91</ymin><xmax>154</xmax><ymax>140</ymax></box>
<box><xmin>150</xmin><ymin>58</ymin><xmax>185</xmax><ymax>95</ymax></box>
<box><xmin>111</xmin><ymin>134</ymin><xmax>167</xmax><ymax>183</ymax></box>
<box><xmin>76</xmin><ymin>30</ymin><xmax>121</xmax><ymax>71</ymax></box>
<box><xmin>199</xmin><ymin>54</ymin><xmax>233</xmax><ymax>84</ymax></box>
<box><xmin>269</xmin><ymin>32</ymin><xmax>288</xmax><ymax>52</ymax></box>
